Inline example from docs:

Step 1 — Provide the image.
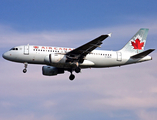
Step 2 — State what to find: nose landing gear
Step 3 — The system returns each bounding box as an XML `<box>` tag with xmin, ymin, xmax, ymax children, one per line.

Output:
<box><xmin>23</xmin><ymin>62</ymin><xmax>28</xmax><ymax>73</ymax></box>
<box><xmin>23</xmin><ymin>69</ymin><xmax>27</xmax><ymax>73</ymax></box>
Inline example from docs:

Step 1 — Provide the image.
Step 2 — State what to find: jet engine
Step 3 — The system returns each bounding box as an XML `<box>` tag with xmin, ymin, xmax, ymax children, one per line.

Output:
<box><xmin>44</xmin><ymin>54</ymin><xmax>67</xmax><ymax>64</ymax></box>
<box><xmin>42</xmin><ymin>66</ymin><xmax>64</xmax><ymax>76</ymax></box>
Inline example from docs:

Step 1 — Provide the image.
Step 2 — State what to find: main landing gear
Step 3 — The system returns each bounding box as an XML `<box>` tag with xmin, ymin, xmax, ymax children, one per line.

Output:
<box><xmin>23</xmin><ymin>62</ymin><xmax>28</xmax><ymax>73</ymax></box>
<box><xmin>69</xmin><ymin>67</ymin><xmax>81</xmax><ymax>81</ymax></box>
<box><xmin>69</xmin><ymin>74</ymin><xmax>75</xmax><ymax>80</ymax></box>
<box><xmin>75</xmin><ymin>67</ymin><xmax>81</xmax><ymax>73</ymax></box>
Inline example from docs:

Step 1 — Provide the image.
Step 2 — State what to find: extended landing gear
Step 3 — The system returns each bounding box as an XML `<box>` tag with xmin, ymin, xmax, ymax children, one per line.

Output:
<box><xmin>75</xmin><ymin>67</ymin><xmax>81</xmax><ymax>73</ymax></box>
<box><xmin>23</xmin><ymin>69</ymin><xmax>27</xmax><ymax>73</ymax></box>
<box><xmin>23</xmin><ymin>62</ymin><xmax>28</xmax><ymax>73</ymax></box>
<box><xmin>69</xmin><ymin>67</ymin><xmax>81</xmax><ymax>81</ymax></box>
<box><xmin>69</xmin><ymin>74</ymin><xmax>75</xmax><ymax>81</ymax></box>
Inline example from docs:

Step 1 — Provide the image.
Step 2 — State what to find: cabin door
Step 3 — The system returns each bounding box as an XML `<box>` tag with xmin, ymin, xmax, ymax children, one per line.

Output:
<box><xmin>24</xmin><ymin>44</ymin><xmax>29</xmax><ymax>55</ymax></box>
<box><xmin>117</xmin><ymin>52</ymin><xmax>122</xmax><ymax>61</ymax></box>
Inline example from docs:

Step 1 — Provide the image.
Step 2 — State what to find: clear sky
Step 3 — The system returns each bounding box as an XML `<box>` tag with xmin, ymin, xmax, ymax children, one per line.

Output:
<box><xmin>0</xmin><ymin>0</ymin><xmax>157</xmax><ymax>120</ymax></box>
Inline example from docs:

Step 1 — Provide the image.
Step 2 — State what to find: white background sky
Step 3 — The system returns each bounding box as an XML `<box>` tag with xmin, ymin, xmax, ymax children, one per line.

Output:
<box><xmin>0</xmin><ymin>0</ymin><xmax>157</xmax><ymax>120</ymax></box>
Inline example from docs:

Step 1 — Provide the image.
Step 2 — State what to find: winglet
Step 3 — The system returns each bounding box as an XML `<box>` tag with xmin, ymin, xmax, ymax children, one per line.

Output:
<box><xmin>108</xmin><ymin>33</ymin><xmax>112</xmax><ymax>37</ymax></box>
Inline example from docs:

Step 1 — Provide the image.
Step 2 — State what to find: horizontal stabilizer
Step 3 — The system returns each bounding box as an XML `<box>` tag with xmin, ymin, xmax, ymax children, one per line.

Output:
<box><xmin>131</xmin><ymin>49</ymin><xmax>155</xmax><ymax>59</ymax></box>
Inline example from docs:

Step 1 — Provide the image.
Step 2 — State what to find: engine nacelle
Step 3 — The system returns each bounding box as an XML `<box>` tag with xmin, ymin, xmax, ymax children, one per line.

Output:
<box><xmin>44</xmin><ymin>54</ymin><xmax>66</xmax><ymax>64</ymax></box>
<box><xmin>42</xmin><ymin>66</ymin><xmax>64</xmax><ymax>76</ymax></box>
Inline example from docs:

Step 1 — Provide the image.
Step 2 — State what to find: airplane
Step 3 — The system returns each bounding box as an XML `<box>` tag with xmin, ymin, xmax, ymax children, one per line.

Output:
<box><xmin>2</xmin><ymin>28</ymin><xmax>155</xmax><ymax>80</ymax></box>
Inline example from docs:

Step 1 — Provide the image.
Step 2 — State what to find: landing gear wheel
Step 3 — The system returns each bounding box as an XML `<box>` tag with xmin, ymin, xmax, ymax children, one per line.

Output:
<box><xmin>23</xmin><ymin>69</ymin><xmax>27</xmax><ymax>73</ymax></box>
<box><xmin>23</xmin><ymin>62</ymin><xmax>28</xmax><ymax>73</ymax></box>
<box><xmin>69</xmin><ymin>74</ymin><xmax>75</xmax><ymax>81</ymax></box>
<box><xmin>75</xmin><ymin>67</ymin><xmax>81</xmax><ymax>73</ymax></box>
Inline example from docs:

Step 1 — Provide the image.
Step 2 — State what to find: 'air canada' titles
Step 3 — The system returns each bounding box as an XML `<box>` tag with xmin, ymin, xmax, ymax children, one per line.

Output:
<box><xmin>33</xmin><ymin>46</ymin><xmax>74</xmax><ymax>51</ymax></box>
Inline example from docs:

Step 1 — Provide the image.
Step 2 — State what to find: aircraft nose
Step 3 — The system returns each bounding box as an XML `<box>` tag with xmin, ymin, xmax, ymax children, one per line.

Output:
<box><xmin>2</xmin><ymin>52</ymin><xmax>8</xmax><ymax>60</ymax></box>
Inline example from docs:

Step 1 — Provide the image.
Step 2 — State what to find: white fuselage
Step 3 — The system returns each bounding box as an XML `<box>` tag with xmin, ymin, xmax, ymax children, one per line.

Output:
<box><xmin>2</xmin><ymin>28</ymin><xmax>154</xmax><ymax>80</ymax></box>
<box><xmin>3</xmin><ymin>45</ymin><xmax>152</xmax><ymax>69</ymax></box>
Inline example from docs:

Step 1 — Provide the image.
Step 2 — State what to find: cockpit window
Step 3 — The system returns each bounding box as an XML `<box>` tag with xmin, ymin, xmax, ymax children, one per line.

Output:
<box><xmin>10</xmin><ymin>48</ymin><xmax>18</xmax><ymax>51</ymax></box>
<box><xmin>10</xmin><ymin>48</ymin><xmax>14</xmax><ymax>50</ymax></box>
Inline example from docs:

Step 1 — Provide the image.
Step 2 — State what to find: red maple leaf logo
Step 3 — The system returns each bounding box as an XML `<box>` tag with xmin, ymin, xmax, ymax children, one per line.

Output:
<box><xmin>131</xmin><ymin>39</ymin><xmax>144</xmax><ymax>50</ymax></box>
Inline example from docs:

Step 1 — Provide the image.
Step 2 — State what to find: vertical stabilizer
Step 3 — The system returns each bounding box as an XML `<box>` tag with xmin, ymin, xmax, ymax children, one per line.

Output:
<box><xmin>120</xmin><ymin>28</ymin><xmax>149</xmax><ymax>54</ymax></box>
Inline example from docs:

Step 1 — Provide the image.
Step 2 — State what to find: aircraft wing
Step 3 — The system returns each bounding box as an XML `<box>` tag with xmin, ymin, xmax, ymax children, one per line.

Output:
<box><xmin>66</xmin><ymin>34</ymin><xmax>111</xmax><ymax>63</ymax></box>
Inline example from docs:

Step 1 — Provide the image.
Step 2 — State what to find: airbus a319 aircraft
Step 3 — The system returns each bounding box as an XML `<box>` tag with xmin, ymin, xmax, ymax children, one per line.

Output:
<box><xmin>2</xmin><ymin>28</ymin><xmax>155</xmax><ymax>80</ymax></box>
